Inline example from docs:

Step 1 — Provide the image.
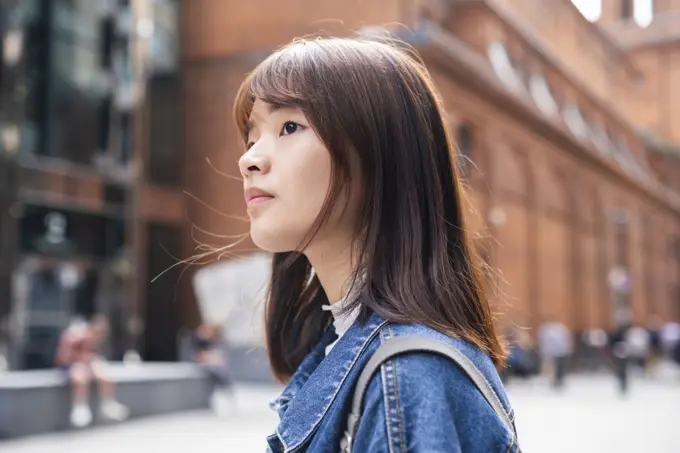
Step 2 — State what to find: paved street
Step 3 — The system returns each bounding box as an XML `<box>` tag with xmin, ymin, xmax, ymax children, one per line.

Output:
<box><xmin>3</xmin><ymin>370</ymin><xmax>680</xmax><ymax>452</ymax></box>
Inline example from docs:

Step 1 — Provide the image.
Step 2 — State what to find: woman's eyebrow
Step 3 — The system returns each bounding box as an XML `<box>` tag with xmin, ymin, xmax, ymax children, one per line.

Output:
<box><xmin>267</xmin><ymin>102</ymin><xmax>301</xmax><ymax>114</ymax></box>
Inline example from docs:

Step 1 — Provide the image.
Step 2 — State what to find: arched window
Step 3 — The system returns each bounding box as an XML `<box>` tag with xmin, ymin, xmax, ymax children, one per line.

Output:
<box><xmin>487</xmin><ymin>42</ymin><xmax>525</xmax><ymax>94</ymax></box>
<box><xmin>588</xmin><ymin>123</ymin><xmax>613</xmax><ymax>156</ymax></box>
<box><xmin>529</xmin><ymin>75</ymin><xmax>560</xmax><ymax>118</ymax></box>
<box><xmin>572</xmin><ymin>0</ymin><xmax>601</xmax><ymax>21</ymax></box>
<box><xmin>634</xmin><ymin>0</ymin><xmax>654</xmax><ymax>27</ymax></box>
<box><xmin>563</xmin><ymin>103</ymin><xmax>588</xmax><ymax>139</ymax></box>
<box><xmin>619</xmin><ymin>0</ymin><xmax>655</xmax><ymax>25</ymax></box>
<box><xmin>456</xmin><ymin>124</ymin><xmax>474</xmax><ymax>174</ymax></box>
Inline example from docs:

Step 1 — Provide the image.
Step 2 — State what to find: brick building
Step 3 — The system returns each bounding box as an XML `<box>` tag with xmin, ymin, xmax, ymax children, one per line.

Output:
<box><xmin>5</xmin><ymin>0</ymin><xmax>678</xmax><ymax>370</ymax></box>
<box><xmin>176</xmin><ymin>0</ymin><xmax>680</xmax><ymax>340</ymax></box>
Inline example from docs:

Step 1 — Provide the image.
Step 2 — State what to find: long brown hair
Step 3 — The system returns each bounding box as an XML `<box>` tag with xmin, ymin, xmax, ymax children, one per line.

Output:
<box><xmin>234</xmin><ymin>37</ymin><xmax>505</xmax><ymax>383</ymax></box>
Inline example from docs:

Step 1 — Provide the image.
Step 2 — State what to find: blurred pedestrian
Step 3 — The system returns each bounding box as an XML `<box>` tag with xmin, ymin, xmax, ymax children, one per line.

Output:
<box><xmin>505</xmin><ymin>325</ymin><xmax>539</xmax><ymax>380</ymax></box>
<box><xmin>625</xmin><ymin>324</ymin><xmax>650</xmax><ymax>375</ymax></box>
<box><xmin>234</xmin><ymin>38</ymin><xmax>519</xmax><ymax>452</ymax></box>
<box><xmin>191</xmin><ymin>322</ymin><xmax>235</xmax><ymax>415</ymax></box>
<box><xmin>55</xmin><ymin>315</ymin><xmax>129</xmax><ymax>428</ymax></box>
<box><xmin>646</xmin><ymin>315</ymin><xmax>664</xmax><ymax>376</ymax></box>
<box><xmin>582</xmin><ymin>328</ymin><xmax>608</xmax><ymax>372</ymax></box>
<box><xmin>609</xmin><ymin>324</ymin><xmax>631</xmax><ymax>395</ymax></box>
<box><xmin>661</xmin><ymin>321</ymin><xmax>680</xmax><ymax>357</ymax></box>
<box><xmin>538</xmin><ymin>318</ymin><xmax>572</xmax><ymax>390</ymax></box>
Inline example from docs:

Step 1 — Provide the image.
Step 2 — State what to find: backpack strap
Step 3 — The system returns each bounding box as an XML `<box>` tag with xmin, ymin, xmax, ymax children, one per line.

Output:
<box><xmin>341</xmin><ymin>336</ymin><xmax>515</xmax><ymax>452</ymax></box>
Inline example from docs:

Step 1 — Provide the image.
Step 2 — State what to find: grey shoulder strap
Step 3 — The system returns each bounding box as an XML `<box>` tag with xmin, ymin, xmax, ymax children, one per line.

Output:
<box><xmin>341</xmin><ymin>336</ymin><xmax>515</xmax><ymax>452</ymax></box>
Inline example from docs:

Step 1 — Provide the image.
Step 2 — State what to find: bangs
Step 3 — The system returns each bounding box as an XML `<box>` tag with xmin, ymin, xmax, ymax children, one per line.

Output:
<box><xmin>234</xmin><ymin>45</ymin><xmax>317</xmax><ymax>142</ymax></box>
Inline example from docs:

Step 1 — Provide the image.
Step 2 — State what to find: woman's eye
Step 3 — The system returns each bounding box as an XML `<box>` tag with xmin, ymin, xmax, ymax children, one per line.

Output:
<box><xmin>281</xmin><ymin>121</ymin><xmax>302</xmax><ymax>136</ymax></box>
<box><xmin>246</xmin><ymin>141</ymin><xmax>254</xmax><ymax>150</ymax></box>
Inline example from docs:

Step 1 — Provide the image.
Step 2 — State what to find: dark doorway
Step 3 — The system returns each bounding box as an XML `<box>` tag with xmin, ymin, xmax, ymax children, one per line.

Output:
<box><xmin>143</xmin><ymin>222</ymin><xmax>182</xmax><ymax>362</ymax></box>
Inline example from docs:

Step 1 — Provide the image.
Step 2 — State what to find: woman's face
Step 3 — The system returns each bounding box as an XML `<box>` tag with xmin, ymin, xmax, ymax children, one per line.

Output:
<box><xmin>239</xmin><ymin>99</ymin><xmax>355</xmax><ymax>253</ymax></box>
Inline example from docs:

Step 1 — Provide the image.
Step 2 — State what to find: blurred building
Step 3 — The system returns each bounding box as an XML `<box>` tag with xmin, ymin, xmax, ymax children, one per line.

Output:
<box><xmin>2</xmin><ymin>0</ymin><xmax>679</xmax><ymax>371</ymax></box>
<box><xmin>179</xmin><ymin>0</ymin><xmax>680</xmax><ymax>342</ymax></box>
<box><xmin>0</xmin><ymin>0</ymin><xmax>182</xmax><ymax>369</ymax></box>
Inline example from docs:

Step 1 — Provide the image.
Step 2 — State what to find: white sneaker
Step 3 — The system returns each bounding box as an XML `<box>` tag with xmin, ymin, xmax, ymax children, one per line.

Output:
<box><xmin>210</xmin><ymin>390</ymin><xmax>236</xmax><ymax>417</ymax></box>
<box><xmin>100</xmin><ymin>399</ymin><xmax>130</xmax><ymax>422</ymax></box>
<box><xmin>71</xmin><ymin>404</ymin><xmax>93</xmax><ymax>428</ymax></box>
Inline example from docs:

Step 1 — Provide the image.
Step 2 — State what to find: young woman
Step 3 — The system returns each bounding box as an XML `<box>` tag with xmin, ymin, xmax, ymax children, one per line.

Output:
<box><xmin>235</xmin><ymin>37</ymin><xmax>519</xmax><ymax>452</ymax></box>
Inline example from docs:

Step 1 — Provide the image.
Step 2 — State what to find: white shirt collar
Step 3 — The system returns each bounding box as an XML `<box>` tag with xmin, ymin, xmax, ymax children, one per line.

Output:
<box><xmin>321</xmin><ymin>295</ymin><xmax>361</xmax><ymax>356</ymax></box>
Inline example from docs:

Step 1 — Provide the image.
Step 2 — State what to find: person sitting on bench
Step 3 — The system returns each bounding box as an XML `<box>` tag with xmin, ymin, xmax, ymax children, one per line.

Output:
<box><xmin>55</xmin><ymin>315</ymin><xmax>129</xmax><ymax>427</ymax></box>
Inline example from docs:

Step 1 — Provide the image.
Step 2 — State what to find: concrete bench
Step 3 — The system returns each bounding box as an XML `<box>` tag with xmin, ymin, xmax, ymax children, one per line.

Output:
<box><xmin>226</xmin><ymin>346</ymin><xmax>276</xmax><ymax>384</ymax></box>
<box><xmin>0</xmin><ymin>363</ymin><xmax>212</xmax><ymax>439</ymax></box>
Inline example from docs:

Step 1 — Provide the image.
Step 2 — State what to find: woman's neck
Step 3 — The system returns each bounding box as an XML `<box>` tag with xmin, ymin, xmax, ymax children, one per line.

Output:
<box><xmin>305</xmin><ymin>238</ymin><xmax>357</xmax><ymax>304</ymax></box>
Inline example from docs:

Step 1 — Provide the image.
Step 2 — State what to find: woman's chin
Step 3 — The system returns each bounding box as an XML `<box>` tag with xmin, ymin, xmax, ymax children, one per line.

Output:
<box><xmin>250</xmin><ymin>227</ymin><xmax>298</xmax><ymax>254</ymax></box>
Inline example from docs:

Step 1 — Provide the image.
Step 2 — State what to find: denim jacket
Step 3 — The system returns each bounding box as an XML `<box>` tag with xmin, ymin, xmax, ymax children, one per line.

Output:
<box><xmin>266</xmin><ymin>313</ymin><xmax>519</xmax><ymax>453</ymax></box>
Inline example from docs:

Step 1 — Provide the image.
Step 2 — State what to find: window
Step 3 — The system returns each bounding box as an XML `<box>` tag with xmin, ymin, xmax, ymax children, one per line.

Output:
<box><xmin>456</xmin><ymin>124</ymin><xmax>474</xmax><ymax>174</ymax></box>
<box><xmin>589</xmin><ymin>124</ymin><xmax>612</xmax><ymax>156</ymax></box>
<box><xmin>148</xmin><ymin>74</ymin><xmax>182</xmax><ymax>187</ymax></box>
<box><xmin>117</xmin><ymin>111</ymin><xmax>132</xmax><ymax>163</ymax></box>
<box><xmin>621</xmin><ymin>0</ymin><xmax>633</xmax><ymax>19</ymax></box>
<box><xmin>612</xmin><ymin>209</ymin><xmax>630</xmax><ymax>268</ymax></box>
<box><xmin>21</xmin><ymin>1</ymin><xmax>49</xmax><ymax>157</ymax></box>
<box><xmin>613</xmin><ymin>139</ymin><xmax>651</xmax><ymax>180</ymax></box>
<box><xmin>20</xmin><ymin>0</ymin><xmax>114</xmax><ymax>165</ymax></box>
<box><xmin>112</xmin><ymin>33</ymin><xmax>134</xmax><ymax>110</ymax></box>
<box><xmin>611</xmin><ymin>138</ymin><xmax>634</xmax><ymax>170</ymax></box>
<box><xmin>563</xmin><ymin>104</ymin><xmax>588</xmax><ymax>139</ymax></box>
<box><xmin>53</xmin><ymin>0</ymin><xmax>101</xmax><ymax>42</ymax></box>
<box><xmin>150</xmin><ymin>0</ymin><xmax>179</xmax><ymax>75</ymax></box>
<box><xmin>20</xmin><ymin>206</ymin><xmax>123</xmax><ymax>259</ymax></box>
<box><xmin>100</xmin><ymin>15</ymin><xmax>116</xmax><ymax>69</ymax></box>
<box><xmin>572</xmin><ymin>0</ymin><xmax>602</xmax><ymax>21</ymax></box>
<box><xmin>634</xmin><ymin>0</ymin><xmax>654</xmax><ymax>27</ymax></box>
<box><xmin>51</xmin><ymin>39</ymin><xmax>108</xmax><ymax>163</ymax></box>
<box><xmin>529</xmin><ymin>75</ymin><xmax>559</xmax><ymax>118</ymax></box>
<box><xmin>144</xmin><ymin>1</ymin><xmax>181</xmax><ymax>186</ymax></box>
<box><xmin>487</xmin><ymin>42</ymin><xmax>524</xmax><ymax>95</ymax></box>
<box><xmin>642</xmin><ymin>216</ymin><xmax>656</xmax><ymax>315</ymax></box>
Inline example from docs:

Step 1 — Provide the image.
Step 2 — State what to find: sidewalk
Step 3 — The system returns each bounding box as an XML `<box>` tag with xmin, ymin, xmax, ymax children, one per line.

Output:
<box><xmin>3</xmin><ymin>372</ymin><xmax>680</xmax><ymax>452</ymax></box>
<box><xmin>508</xmin><ymin>371</ymin><xmax>680</xmax><ymax>453</ymax></box>
<box><xmin>1</xmin><ymin>385</ymin><xmax>281</xmax><ymax>453</ymax></box>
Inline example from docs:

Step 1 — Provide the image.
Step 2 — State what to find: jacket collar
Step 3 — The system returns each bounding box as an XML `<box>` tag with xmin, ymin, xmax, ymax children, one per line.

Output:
<box><xmin>273</xmin><ymin>312</ymin><xmax>387</xmax><ymax>452</ymax></box>
<box><xmin>268</xmin><ymin>326</ymin><xmax>337</xmax><ymax>416</ymax></box>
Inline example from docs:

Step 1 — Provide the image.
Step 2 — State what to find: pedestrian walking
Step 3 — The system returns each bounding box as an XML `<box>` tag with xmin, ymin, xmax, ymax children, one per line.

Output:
<box><xmin>625</xmin><ymin>324</ymin><xmax>650</xmax><ymax>374</ymax></box>
<box><xmin>234</xmin><ymin>37</ymin><xmax>519</xmax><ymax>452</ymax></box>
<box><xmin>191</xmin><ymin>322</ymin><xmax>235</xmax><ymax>415</ymax></box>
<box><xmin>538</xmin><ymin>318</ymin><xmax>572</xmax><ymax>390</ymax></box>
<box><xmin>646</xmin><ymin>315</ymin><xmax>664</xmax><ymax>377</ymax></box>
<box><xmin>609</xmin><ymin>324</ymin><xmax>631</xmax><ymax>395</ymax></box>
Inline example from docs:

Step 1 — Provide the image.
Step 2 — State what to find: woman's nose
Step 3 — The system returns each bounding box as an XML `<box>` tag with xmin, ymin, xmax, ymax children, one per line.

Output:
<box><xmin>239</xmin><ymin>148</ymin><xmax>271</xmax><ymax>178</ymax></box>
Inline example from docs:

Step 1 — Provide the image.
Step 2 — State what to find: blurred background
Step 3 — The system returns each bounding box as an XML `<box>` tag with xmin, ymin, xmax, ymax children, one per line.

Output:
<box><xmin>0</xmin><ymin>0</ymin><xmax>679</xmax><ymax>451</ymax></box>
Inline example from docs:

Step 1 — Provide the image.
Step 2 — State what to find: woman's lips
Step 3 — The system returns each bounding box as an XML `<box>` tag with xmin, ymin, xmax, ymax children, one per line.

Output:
<box><xmin>247</xmin><ymin>195</ymin><xmax>274</xmax><ymax>207</ymax></box>
<box><xmin>244</xmin><ymin>187</ymin><xmax>274</xmax><ymax>207</ymax></box>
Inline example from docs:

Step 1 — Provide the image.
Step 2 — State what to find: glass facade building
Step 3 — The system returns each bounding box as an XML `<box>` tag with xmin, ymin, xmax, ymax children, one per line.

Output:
<box><xmin>0</xmin><ymin>0</ymin><xmax>179</xmax><ymax>370</ymax></box>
